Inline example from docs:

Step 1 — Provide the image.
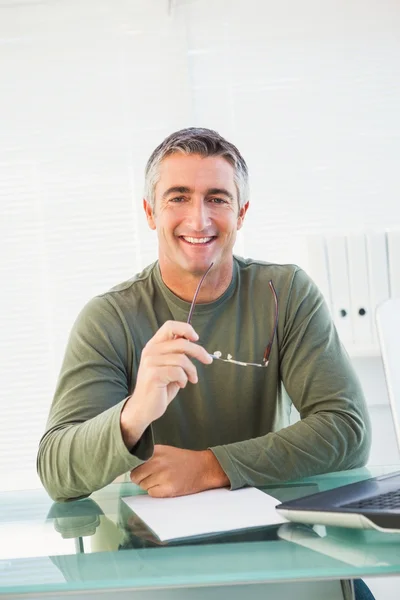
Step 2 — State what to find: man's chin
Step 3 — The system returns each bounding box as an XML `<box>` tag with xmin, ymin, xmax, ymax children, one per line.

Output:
<box><xmin>180</xmin><ymin>257</ymin><xmax>217</xmax><ymax>277</ymax></box>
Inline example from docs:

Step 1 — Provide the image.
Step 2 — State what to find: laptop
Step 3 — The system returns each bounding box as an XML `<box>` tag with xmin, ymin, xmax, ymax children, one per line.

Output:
<box><xmin>276</xmin><ymin>297</ymin><xmax>400</xmax><ymax>533</ymax></box>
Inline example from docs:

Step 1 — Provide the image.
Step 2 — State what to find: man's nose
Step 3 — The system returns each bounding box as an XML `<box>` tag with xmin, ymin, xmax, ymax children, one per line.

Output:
<box><xmin>187</xmin><ymin>200</ymin><xmax>211</xmax><ymax>231</ymax></box>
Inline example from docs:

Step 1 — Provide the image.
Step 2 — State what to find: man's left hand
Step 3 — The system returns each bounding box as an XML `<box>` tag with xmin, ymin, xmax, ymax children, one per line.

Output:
<box><xmin>130</xmin><ymin>445</ymin><xmax>230</xmax><ymax>497</ymax></box>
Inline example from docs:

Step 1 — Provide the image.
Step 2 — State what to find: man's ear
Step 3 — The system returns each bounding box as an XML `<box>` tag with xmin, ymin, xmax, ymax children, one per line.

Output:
<box><xmin>143</xmin><ymin>199</ymin><xmax>156</xmax><ymax>230</ymax></box>
<box><xmin>237</xmin><ymin>201</ymin><xmax>249</xmax><ymax>230</ymax></box>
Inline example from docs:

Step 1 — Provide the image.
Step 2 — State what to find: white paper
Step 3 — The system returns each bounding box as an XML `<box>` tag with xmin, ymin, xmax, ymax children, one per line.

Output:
<box><xmin>122</xmin><ymin>487</ymin><xmax>287</xmax><ymax>542</ymax></box>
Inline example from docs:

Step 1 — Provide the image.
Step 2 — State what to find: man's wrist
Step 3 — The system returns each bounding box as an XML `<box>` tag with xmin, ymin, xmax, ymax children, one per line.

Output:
<box><xmin>120</xmin><ymin>395</ymin><xmax>149</xmax><ymax>450</ymax></box>
<box><xmin>201</xmin><ymin>449</ymin><xmax>230</xmax><ymax>489</ymax></box>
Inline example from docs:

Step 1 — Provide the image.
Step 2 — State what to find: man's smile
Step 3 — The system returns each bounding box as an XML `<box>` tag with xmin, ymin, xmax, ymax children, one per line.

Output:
<box><xmin>178</xmin><ymin>235</ymin><xmax>217</xmax><ymax>246</ymax></box>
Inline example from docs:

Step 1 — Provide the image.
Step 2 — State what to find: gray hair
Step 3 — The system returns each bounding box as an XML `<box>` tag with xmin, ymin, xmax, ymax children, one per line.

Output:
<box><xmin>144</xmin><ymin>127</ymin><xmax>249</xmax><ymax>210</ymax></box>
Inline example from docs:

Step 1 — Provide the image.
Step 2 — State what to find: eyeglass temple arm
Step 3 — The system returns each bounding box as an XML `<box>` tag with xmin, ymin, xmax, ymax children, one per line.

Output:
<box><xmin>263</xmin><ymin>280</ymin><xmax>278</xmax><ymax>364</ymax></box>
<box><xmin>186</xmin><ymin>262</ymin><xmax>214</xmax><ymax>325</ymax></box>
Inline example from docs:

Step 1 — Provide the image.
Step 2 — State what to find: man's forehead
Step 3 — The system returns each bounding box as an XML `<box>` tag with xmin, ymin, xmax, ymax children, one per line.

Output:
<box><xmin>157</xmin><ymin>153</ymin><xmax>236</xmax><ymax>189</ymax></box>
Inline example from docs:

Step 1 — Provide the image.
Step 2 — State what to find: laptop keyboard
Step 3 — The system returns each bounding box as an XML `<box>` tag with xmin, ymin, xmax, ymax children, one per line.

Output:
<box><xmin>343</xmin><ymin>489</ymin><xmax>400</xmax><ymax>510</ymax></box>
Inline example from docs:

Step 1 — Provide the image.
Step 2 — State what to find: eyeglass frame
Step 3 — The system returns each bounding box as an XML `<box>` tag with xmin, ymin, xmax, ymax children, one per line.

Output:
<box><xmin>186</xmin><ymin>262</ymin><xmax>278</xmax><ymax>367</ymax></box>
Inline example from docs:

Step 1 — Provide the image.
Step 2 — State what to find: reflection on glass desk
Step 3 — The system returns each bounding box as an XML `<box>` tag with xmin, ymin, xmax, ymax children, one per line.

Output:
<box><xmin>1</xmin><ymin>466</ymin><xmax>400</xmax><ymax>599</ymax></box>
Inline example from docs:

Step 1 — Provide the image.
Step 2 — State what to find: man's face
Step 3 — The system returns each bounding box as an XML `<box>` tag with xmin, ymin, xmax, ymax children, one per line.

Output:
<box><xmin>144</xmin><ymin>153</ymin><xmax>248</xmax><ymax>277</ymax></box>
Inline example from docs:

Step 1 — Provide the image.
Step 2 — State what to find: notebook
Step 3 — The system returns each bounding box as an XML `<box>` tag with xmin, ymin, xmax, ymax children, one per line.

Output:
<box><xmin>276</xmin><ymin>297</ymin><xmax>400</xmax><ymax>532</ymax></box>
<box><xmin>122</xmin><ymin>486</ymin><xmax>286</xmax><ymax>542</ymax></box>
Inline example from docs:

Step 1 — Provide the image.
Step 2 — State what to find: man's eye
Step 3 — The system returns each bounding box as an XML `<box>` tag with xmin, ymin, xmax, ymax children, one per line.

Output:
<box><xmin>209</xmin><ymin>197</ymin><xmax>227</xmax><ymax>204</ymax></box>
<box><xmin>170</xmin><ymin>196</ymin><xmax>186</xmax><ymax>203</ymax></box>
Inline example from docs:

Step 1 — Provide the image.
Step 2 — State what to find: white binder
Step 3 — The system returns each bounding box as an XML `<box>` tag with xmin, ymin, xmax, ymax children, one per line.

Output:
<box><xmin>306</xmin><ymin>235</ymin><xmax>332</xmax><ymax>310</ymax></box>
<box><xmin>387</xmin><ymin>230</ymin><xmax>400</xmax><ymax>298</ymax></box>
<box><xmin>346</xmin><ymin>233</ymin><xmax>373</xmax><ymax>346</ymax></box>
<box><xmin>326</xmin><ymin>234</ymin><xmax>353</xmax><ymax>346</ymax></box>
<box><xmin>366</xmin><ymin>231</ymin><xmax>390</xmax><ymax>344</ymax></box>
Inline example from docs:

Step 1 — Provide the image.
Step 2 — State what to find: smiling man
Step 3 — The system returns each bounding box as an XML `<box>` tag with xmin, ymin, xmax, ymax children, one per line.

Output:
<box><xmin>37</xmin><ymin>127</ymin><xmax>371</xmax><ymax>503</ymax></box>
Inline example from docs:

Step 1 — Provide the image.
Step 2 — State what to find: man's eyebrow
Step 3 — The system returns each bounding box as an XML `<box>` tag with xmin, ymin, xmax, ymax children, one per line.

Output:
<box><xmin>206</xmin><ymin>188</ymin><xmax>235</xmax><ymax>202</ymax></box>
<box><xmin>161</xmin><ymin>186</ymin><xmax>235</xmax><ymax>202</ymax></box>
<box><xmin>162</xmin><ymin>186</ymin><xmax>192</xmax><ymax>199</ymax></box>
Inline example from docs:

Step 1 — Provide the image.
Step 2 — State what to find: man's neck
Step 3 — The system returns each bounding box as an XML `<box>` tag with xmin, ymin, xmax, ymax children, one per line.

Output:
<box><xmin>159</xmin><ymin>260</ymin><xmax>234</xmax><ymax>304</ymax></box>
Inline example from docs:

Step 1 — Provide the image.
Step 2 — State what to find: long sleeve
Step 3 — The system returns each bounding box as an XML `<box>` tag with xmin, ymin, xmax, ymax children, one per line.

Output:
<box><xmin>37</xmin><ymin>296</ymin><xmax>153</xmax><ymax>502</ymax></box>
<box><xmin>210</xmin><ymin>268</ymin><xmax>372</xmax><ymax>489</ymax></box>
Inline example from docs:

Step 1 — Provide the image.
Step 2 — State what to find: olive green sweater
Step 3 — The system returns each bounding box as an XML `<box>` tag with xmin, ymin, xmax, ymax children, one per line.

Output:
<box><xmin>37</xmin><ymin>257</ymin><xmax>371</xmax><ymax>502</ymax></box>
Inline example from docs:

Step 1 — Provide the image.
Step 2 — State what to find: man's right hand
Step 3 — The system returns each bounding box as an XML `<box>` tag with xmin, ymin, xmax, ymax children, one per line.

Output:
<box><xmin>120</xmin><ymin>320</ymin><xmax>213</xmax><ymax>449</ymax></box>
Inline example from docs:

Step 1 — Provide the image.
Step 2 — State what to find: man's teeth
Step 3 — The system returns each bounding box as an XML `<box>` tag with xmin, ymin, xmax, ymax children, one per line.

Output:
<box><xmin>182</xmin><ymin>236</ymin><xmax>213</xmax><ymax>244</ymax></box>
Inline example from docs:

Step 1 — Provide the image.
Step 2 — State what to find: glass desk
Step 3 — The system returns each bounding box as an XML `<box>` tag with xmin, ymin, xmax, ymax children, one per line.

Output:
<box><xmin>1</xmin><ymin>466</ymin><xmax>400</xmax><ymax>600</ymax></box>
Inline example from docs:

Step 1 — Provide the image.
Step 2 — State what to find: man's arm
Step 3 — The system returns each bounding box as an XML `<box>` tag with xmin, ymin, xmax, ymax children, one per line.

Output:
<box><xmin>209</xmin><ymin>268</ymin><xmax>372</xmax><ymax>489</ymax></box>
<box><xmin>37</xmin><ymin>296</ymin><xmax>153</xmax><ymax>502</ymax></box>
<box><xmin>37</xmin><ymin>296</ymin><xmax>212</xmax><ymax>502</ymax></box>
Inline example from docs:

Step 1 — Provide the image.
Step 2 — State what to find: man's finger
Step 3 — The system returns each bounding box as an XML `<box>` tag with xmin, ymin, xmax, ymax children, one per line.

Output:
<box><xmin>147</xmin><ymin>484</ymin><xmax>175</xmax><ymax>498</ymax></box>
<box><xmin>147</xmin><ymin>354</ymin><xmax>198</xmax><ymax>384</ymax></box>
<box><xmin>136</xmin><ymin>472</ymin><xmax>161</xmax><ymax>492</ymax></box>
<box><xmin>150</xmin><ymin>320</ymin><xmax>199</xmax><ymax>344</ymax></box>
<box><xmin>130</xmin><ymin>464</ymin><xmax>152</xmax><ymax>485</ymax></box>
<box><xmin>163</xmin><ymin>366</ymin><xmax>190</xmax><ymax>388</ymax></box>
<box><xmin>147</xmin><ymin>338</ymin><xmax>213</xmax><ymax>365</ymax></box>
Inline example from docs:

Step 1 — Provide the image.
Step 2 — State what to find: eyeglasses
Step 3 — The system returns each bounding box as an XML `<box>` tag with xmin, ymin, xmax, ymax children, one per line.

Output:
<box><xmin>187</xmin><ymin>262</ymin><xmax>278</xmax><ymax>367</ymax></box>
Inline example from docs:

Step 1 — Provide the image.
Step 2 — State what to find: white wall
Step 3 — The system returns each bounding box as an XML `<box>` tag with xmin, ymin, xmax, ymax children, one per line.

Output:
<box><xmin>1</xmin><ymin>0</ymin><xmax>400</xmax><ymax>491</ymax></box>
